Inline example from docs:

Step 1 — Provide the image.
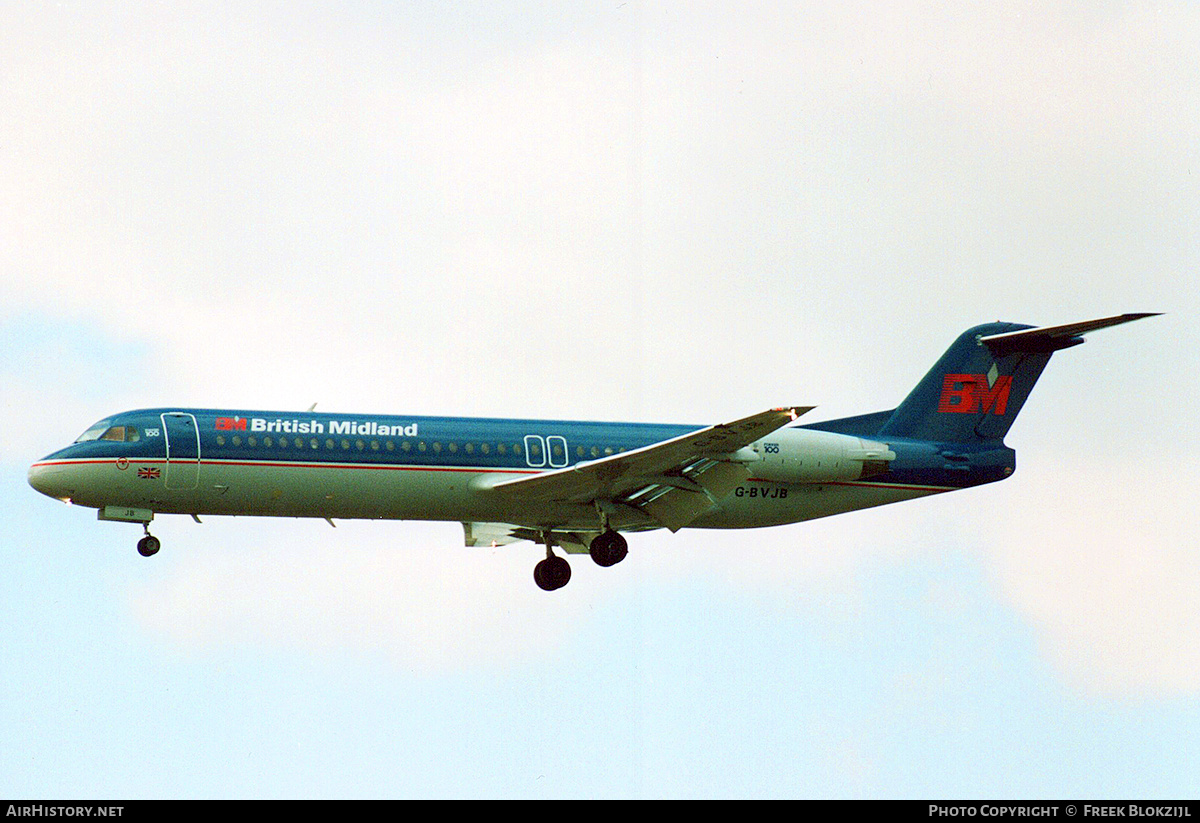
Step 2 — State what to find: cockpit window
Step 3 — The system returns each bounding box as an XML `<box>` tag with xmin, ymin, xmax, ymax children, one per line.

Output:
<box><xmin>100</xmin><ymin>426</ymin><xmax>140</xmax><ymax>442</ymax></box>
<box><xmin>75</xmin><ymin>419</ymin><xmax>114</xmax><ymax>442</ymax></box>
<box><xmin>74</xmin><ymin>420</ymin><xmax>140</xmax><ymax>443</ymax></box>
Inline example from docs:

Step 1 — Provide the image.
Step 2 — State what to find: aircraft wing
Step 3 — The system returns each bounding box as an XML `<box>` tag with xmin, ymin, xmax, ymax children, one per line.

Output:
<box><xmin>479</xmin><ymin>406</ymin><xmax>813</xmax><ymax>531</ymax></box>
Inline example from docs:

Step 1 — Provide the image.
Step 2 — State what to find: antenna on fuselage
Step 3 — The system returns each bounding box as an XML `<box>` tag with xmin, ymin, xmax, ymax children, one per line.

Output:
<box><xmin>307</xmin><ymin>403</ymin><xmax>317</xmax><ymax>412</ymax></box>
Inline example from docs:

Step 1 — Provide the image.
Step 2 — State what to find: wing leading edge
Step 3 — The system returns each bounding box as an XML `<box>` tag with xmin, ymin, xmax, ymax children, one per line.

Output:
<box><xmin>474</xmin><ymin>406</ymin><xmax>813</xmax><ymax>532</ymax></box>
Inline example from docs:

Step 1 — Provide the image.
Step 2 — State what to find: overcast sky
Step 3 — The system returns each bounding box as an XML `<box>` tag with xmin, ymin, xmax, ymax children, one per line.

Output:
<box><xmin>3</xmin><ymin>1</ymin><xmax>1198</xmax><ymax>798</ymax></box>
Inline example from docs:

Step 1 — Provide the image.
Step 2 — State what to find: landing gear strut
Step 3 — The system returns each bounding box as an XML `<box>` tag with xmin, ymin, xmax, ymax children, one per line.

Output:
<box><xmin>137</xmin><ymin>524</ymin><xmax>160</xmax><ymax>557</ymax></box>
<box><xmin>533</xmin><ymin>532</ymin><xmax>571</xmax><ymax>592</ymax></box>
<box><xmin>589</xmin><ymin>530</ymin><xmax>628</xmax><ymax>567</ymax></box>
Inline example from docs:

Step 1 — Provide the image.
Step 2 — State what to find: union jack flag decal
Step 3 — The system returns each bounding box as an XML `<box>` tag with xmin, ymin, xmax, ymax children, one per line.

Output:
<box><xmin>137</xmin><ymin>467</ymin><xmax>161</xmax><ymax>480</ymax></box>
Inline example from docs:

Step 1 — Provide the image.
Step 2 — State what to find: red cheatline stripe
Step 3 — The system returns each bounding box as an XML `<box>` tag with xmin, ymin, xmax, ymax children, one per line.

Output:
<box><xmin>203</xmin><ymin>460</ymin><xmax>538</xmax><ymax>473</ymax></box>
<box><xmin>748</xmin><ymin>476</ymin><xmax>955</xmax><ymax>492</ymax></box>
<box><xmin>824</xmin><ymin>480</ymin><xmax>955</xmax><ymax>492</ymax></box>
<box><xmin>32</xmin><ymin>457</ymin><xmax>540</xmax><ymax>474</ymax></box>
<box><xmin>32</xmin><ymin>458</ymin><xmax>164</xmax><ymax>467</ymax></box>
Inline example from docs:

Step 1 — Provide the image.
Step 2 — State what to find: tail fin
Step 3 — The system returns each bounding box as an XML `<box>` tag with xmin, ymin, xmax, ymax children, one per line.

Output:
<box><xmin>877</xmin><ymin>313</ymin><xmax>1159</xmax><ymax>444</ymax></box>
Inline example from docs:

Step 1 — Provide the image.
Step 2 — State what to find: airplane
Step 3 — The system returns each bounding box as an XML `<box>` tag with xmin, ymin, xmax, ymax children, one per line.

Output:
<box><xmin>28</xmin><ymin>313</ymin><xmax>1157</xmax><ymax>591</ymax></box>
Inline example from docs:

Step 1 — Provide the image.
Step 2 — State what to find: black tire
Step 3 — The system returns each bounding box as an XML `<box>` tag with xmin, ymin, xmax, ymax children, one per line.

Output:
<box><xmin>137</xmin><ymin>535</ymin><xmax>161</xmax><ymax>557</ymax></box>
<box><xmin>534</xmin><ymin>556</ymin><xmax>571</xmax><ymax>591</ymax></box>
<box><xmin>589</xmin><ymin>530</ymin><xmax>628</xmax><ymax>567</ymax></box>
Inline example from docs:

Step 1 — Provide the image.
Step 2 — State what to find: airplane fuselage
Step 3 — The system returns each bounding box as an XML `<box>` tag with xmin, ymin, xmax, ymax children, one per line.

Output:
<box><xmin>28</xmin><ymin>407</ymin><xmax>1009</xmax><ymax>532</ymax></box>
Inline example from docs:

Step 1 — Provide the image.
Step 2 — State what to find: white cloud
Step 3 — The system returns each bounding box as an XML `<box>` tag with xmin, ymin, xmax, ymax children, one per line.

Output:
<box><xmin>985</xmin><ymin>458</ymin><xmax>1200</xmax><ymax>697</ymax></box>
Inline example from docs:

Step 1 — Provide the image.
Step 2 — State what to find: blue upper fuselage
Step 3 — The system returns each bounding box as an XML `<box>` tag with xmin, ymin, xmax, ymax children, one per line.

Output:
<box><xmin>34</xmin><ymin>406</ymin><xmax>1014</xmax><ymax>493</ymax></box>
<box><xmin>37</xmin><ymin>407</ymin><xmax>700</xmax><ymax>472</ymax></box>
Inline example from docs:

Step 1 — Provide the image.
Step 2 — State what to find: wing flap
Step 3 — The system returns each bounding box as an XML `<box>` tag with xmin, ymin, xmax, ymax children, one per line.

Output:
<box><xmin>690</xmin><ymin>459</ymin><xmax>751</xmax><ymax>500</ymax></box>
<box><xmin>462</xmin><ymin>521</ymin><xmax>524</xmax><ymax>547</ymax></box>
<box><xmin>463</xmin><ymin>522</ymin><xmax>601</xmax><ymax>553</ymax></box>
<box><xmin>619</xmin><ymin>460</ymin><xmax>753</xmax><ymax>531</ymax></box>
<box><xmin>640</xmin><ymin>487</ymin><xmax>715</xmax><ymax>532</ymax></box>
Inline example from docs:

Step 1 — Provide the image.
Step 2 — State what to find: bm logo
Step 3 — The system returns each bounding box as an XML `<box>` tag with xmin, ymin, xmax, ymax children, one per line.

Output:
<box><xmin>215</xmin><ymin>417</ymin><xmax>247</xmax><ymax>431</ymax></box>
<box><xmin>938</xmin><ymin>373</ymin><xmax>1012</xmax><ymax>415</ymax></box>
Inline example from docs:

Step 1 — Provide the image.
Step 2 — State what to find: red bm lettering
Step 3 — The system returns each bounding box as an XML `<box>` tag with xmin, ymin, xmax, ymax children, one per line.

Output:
<box><xmin>937</xmin><ymin>374</ymin><xmax>1012</xmax><ymax>415</ymax></box>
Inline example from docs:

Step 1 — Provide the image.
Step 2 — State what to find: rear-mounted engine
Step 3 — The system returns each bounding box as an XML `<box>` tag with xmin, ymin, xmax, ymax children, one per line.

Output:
<box><xmin>741</xmin><ymin>429</ymin><xmax>896</xmax><ymax>483</ymax></box>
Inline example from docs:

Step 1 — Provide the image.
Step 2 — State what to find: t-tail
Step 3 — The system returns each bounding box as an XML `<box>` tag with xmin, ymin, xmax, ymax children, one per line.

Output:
<box><xmin>876</xmin><ymin>313</ymin><xmax>1160</xmax><ymax>444</ymax></box>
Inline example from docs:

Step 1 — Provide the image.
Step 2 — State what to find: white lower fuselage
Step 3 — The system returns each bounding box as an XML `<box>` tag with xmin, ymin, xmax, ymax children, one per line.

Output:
<box><xmin>31</xmin><ymin>453</ymin><xmax>948</xmax><ymax>532</ymax></box>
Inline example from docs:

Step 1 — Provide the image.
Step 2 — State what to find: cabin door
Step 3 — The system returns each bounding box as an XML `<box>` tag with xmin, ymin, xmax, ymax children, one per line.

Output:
<box><xmin>161</xmin><ymin>412</ymin><xmax>201</xmax><ymax>490</ymax></box>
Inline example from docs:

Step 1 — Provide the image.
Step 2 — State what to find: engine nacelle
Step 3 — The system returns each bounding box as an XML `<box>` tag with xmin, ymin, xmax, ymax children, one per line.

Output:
<box><xmin>741</xmin><ymin>428</ymin><xmax>896</xmax><ymax>483</ymax></box>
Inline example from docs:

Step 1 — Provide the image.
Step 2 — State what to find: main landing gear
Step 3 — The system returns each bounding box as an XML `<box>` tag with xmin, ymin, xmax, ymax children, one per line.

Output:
<box><xmin>533</xmin><ymin>529</ymin><xmax>629</xmax><ymax>591</ymax></box>
<box><xmin>534</xmin><ymin>533</ymin><xmax>572</xmax><ymax>592</ymax></box>
<box><xmin>533</xmin><ymin>552</ymin><xmax>571</xmax><ymax>591</ymax></box>
<box><xmin>589</xmin><ymin>529</ymin><xmax>628</xmax><ymax>567</ymax></box>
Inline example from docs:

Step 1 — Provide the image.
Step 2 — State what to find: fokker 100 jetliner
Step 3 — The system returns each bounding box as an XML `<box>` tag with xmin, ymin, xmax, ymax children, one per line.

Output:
<box><xmin>30</xmin><ymin>314</ymin><xmax>1156</xmax><ymax>590</ymax></box>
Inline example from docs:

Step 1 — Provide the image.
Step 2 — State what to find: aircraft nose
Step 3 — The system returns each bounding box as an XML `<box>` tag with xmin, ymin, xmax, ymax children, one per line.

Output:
<box><xmin>28</xmin><ymin>461</ymin><xmax>71</xmax><ymax>502</ymax></box>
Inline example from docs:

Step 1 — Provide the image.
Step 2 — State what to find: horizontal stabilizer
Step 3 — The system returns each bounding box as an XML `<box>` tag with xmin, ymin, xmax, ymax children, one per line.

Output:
<box><xmin>979</xmin><ymin>313</ymin><xmax>1161</xmax><ymax>355</ymax></box>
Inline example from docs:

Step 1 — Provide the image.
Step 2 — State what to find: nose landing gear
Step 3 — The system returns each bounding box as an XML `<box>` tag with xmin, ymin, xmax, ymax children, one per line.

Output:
<box><xmin>137</xmin><ymin>525</ymin><xmax>160</xmax><ymax>557</ymax></box>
